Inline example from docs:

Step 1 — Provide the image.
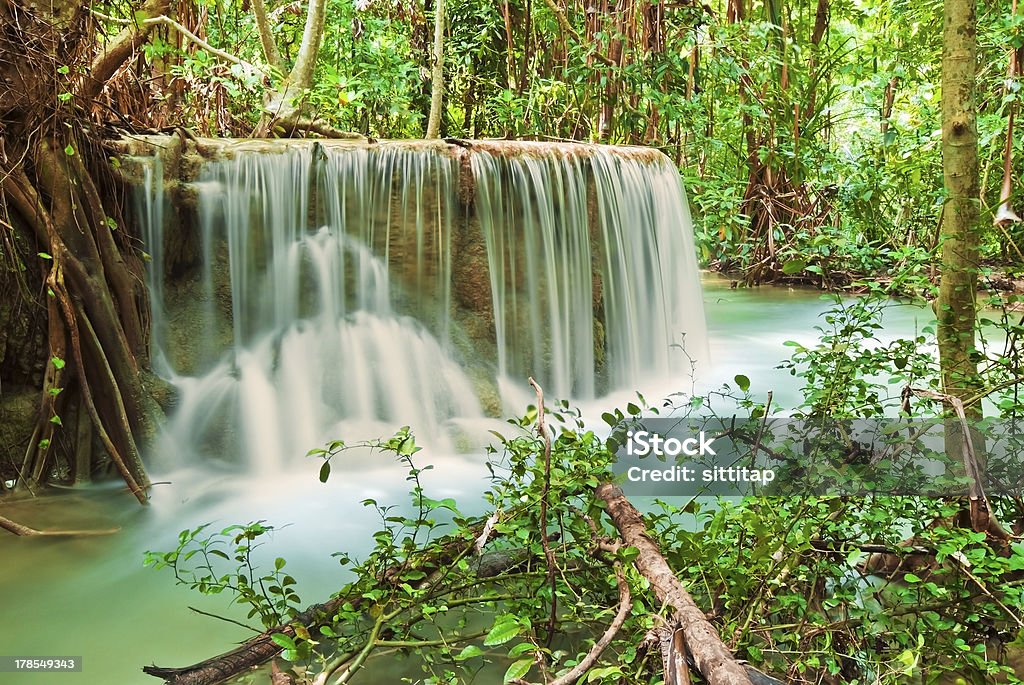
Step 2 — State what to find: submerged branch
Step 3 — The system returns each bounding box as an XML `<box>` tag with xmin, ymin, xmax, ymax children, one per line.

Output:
<box><xmin>0</xmin><ymin>514</ymin><xmax>119</xmax><ymax>536</ymax></box>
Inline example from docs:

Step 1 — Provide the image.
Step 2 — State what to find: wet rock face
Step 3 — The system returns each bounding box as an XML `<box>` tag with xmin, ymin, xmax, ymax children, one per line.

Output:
<box><xmin>0</xmin><ymin>225</ymin><xmax>47</xmax><ymax>388</ymax></box>
<box><xmin>451</xmin><ymin>218</ymin><xmax>494</xmax><ymax>325</ymax></box>
<box><xmin>130</xmin><ymin>136</ymin><xmax>705</xmax><ymax>420</ymax></box>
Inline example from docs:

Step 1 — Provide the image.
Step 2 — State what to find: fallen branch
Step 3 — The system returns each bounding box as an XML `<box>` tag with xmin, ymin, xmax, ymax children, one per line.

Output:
<box><xmin>511</xmin><ymin>564</ymin><xmax>632</xmax><ymax>685</ymax></box>
<box><xmin>0</xmin><ymin>514</ymin><xmax>119</xmax><ymax>536</ymax></box>
<box><xmin>595</xmin><ymin>482</ymin><xmax>754</xmax><ymax>685</ymax></box>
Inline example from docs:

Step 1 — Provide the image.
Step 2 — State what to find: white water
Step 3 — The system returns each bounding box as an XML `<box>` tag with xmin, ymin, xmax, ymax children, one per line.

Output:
<box><xmin>472</xmin><ymin>143</ymin><xmax>707</xmax><ymax>400</ymax></box>
<box><xmin>138</xmin><ymin>140</ymin><xmax>707</xmax><ymax>470</ymax></box>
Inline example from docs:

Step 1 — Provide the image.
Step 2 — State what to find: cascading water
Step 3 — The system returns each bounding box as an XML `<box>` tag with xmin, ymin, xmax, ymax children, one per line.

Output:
<box><xmin>470</xmin><ymin>142</ymin><xmax>706</xmax><ymax>400</ymax></box>
<box><xmin>135</xmin><ymin>140</ymin><xmax>706</xmax><ymax>471</ymax></box>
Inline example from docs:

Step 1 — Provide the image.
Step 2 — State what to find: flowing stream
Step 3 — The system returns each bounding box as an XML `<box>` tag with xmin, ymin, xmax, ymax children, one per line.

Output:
<box><xmin>0</xmin><ymin>140</ymin><xmax>936</xmax><ymax>683</ymax></box>
<box><xmin>0</xmin><ymin>279</ymin><xmax>935</xmax><ymax>684</ymax></box>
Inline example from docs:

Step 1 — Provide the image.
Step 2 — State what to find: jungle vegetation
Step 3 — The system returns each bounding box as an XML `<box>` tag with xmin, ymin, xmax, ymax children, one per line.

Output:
<box><xmin>1</xmin><ymin>0</ymin><xmax>1024</xmax><ymax>684</ymax></box>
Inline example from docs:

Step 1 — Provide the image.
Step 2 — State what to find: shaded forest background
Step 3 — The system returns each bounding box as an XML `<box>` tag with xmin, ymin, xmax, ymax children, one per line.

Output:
<box><xmin>70</xmin><ymin>0</ymin><xmax>1024</xmax><ymax>283</ymax></box>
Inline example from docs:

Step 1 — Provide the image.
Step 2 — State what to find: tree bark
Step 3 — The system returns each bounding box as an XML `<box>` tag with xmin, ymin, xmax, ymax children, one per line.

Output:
<box><xmin>937</xmin><ymin>0</ymin><xmax>980</xmax><ymax>408</ymax></box>
<box><xmin>595</xmin><ymin>483</ymin><xmax>754</xmax><ymax>685</ymax></box>
<box><xmin>259</xmin><ymin>0</ymin><xmax>329</xmax><ymax>134</ymax></box>
<box><xmin>425</xmin><ymin>0</ymin><xmax>445</xmax><ymax>138</ymax></box>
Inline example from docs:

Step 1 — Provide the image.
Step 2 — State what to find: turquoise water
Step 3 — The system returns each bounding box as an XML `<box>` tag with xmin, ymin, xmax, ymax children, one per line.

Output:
<box><xmin>0</xmin><ymin>279</ymin><xmax>937</xmax><ymax>684</ymax></box>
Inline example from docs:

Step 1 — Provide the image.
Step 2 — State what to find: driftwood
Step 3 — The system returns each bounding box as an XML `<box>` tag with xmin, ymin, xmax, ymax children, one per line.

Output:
<box><xmin>595</xmin><ymin>482</ymin><xmax>755</xmax><ymax>685</ymax></box>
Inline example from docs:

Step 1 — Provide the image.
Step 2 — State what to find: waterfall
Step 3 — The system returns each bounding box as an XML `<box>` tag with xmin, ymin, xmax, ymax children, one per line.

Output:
<box><xmin>471</xmin><ymin>142</ymin><xmax>706</xmax><ymax>399</ymax></box>
<box><xmin>135</xmin><ymin>140</ymin><xmax>706</xmax><ymax>470</ymax></box>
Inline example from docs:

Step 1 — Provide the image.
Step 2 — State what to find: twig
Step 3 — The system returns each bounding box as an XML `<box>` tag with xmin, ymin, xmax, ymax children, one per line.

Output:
<box><xmin>187</xmin><ymin>607</ymin><xmax>261</xmax><ymax>633</ymax></box>
<box><xmin>143</xmin><ymin>16</ymin><xmax>257</xmax><ymax>69</ymax></box>
<box><xmin>528</xmin><ymin>377</ymin><xmax>559</xmax><ymax>648</ymax></box>
<box><xmin>514</xmin><ymin>563</ymin><xmax>631</xmax><ymax>685</ymax></box>
<box><xmin>946</xmin><ymin>555</ymin><xmax>1024</xmax><ymax>629</ymax></box>
<box><xmin>89</xmin><ymin>10</ymin><xmax>260</xmax><ymax>70</ymax></box>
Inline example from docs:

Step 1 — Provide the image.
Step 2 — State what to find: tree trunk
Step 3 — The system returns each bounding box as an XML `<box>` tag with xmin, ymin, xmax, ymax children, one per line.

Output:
<box><xmin>938</xmin><ymin>0</ymin><xmax>982</xmax><ymax>493</ymax></box>
<box><xmin>252</xmin><ymin>0</ymin><xmax>283</xmax><ymax>71</ymax></box>
<box><xmin>258</xmin><ymin>0</ymin><xmax>329</xmax><ymax>134</ymax></box>
<box><xmin>937</xmin><ymin>0</ymin><xmax>980</xmax><ymax>407</ymax></box>
<box><xmin>425</xmin><ymin>0</ymin><xmax>445</xmax><ymax>138</ymax></box>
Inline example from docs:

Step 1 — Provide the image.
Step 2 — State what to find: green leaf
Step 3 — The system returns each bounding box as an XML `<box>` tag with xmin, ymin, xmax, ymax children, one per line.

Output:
<box><xmin>734</xmin><ymin>374</ymin><xmax>750</xmax><ymax>392</ymax></box>
<box><xmin>1009</xmin><ymin>542</ymin><xmax>1024</xmax><ymax>570</ymax></box>
<box><xmin>504</xmin><ymin>658</ymin><xmax>533</xmax><ymax>682</ymax></box>
<box><xmin>319</xmin><ymin>461</ymin><xmax>331</xmax><ymax>483</ymax></box>
<box><xmin>58</xmin><ymin>65</ymin><xmax>70</xmax><ymax>75</ymax></box>
<box><xmin>274</xmin><ymin>557</ymin><xmax>286</xmax><ymax>571</ymax></box>
<box><xmin>38</xmin><ymin>252</ymin><xmax>53</xmax><ymax>260</ymax></box>
<box><xmin>617</xmin><ymin>545</ymin><xmax>640</xmax><ymax>562</ymax></box>
<box><xmin>51</xmin><ymin>356</ymin><xmax>66</xmax><ymax>370</ymax></box>
<box><xmin>270</xmin><ymin>633</ymin><xmax>297</xmax><ymax>651</ymax></box>
<box><xmin>49</xmin><ymin>415</ymin><xmax>63</xmax><ymax>426</ymax></box>
<box><xmin>64</xmin><ymin>144</ymin><xmax>75</xmax><ymax>157</ymax></box>
<box><xmin>781</xmin><ymin>259</ymin><xmax>806</xmax><ymax>275</ymax></box>
<box><xmin>454</xmin><ymin>645</ymin><xmax>483</xmax><ymax>661</ymax></box>
<box><xmin>484</xmin><ymin>618</ymin><xmax>523</xmax><ymax>646</ymax></box>
<box><xmin>587</xmin><ymin>666</ymin><xmax>625</xmax><ymax>681</ymax></box>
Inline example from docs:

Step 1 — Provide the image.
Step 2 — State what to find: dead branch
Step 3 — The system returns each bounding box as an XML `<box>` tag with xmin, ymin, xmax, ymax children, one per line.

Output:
<box><xmin>596</xmin><ymin>482</ymin><xmax>754</xmax><ymax>685</ymax></box>
<box><xmin>548</xmin><ymin>564</ymin><xmax>631</xmax><ymax>685</ymax></box>
<box><xmin>81</xmin><ymin>0</ymin><xmax>172</xmax><ymax>102</ymax></box>
<box><xmin>911</xmin><ymin>388</ymin><xmax>1009</xmax><ymax>539</ymax></box>
<box><xmin>528</xmin><ymin>377</ymin><xmax>559</xmax><ymax>645</ymax></box>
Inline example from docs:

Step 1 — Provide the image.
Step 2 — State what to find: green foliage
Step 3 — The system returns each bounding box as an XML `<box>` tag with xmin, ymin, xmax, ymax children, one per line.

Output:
<box><xmin>148</xmin><ymin>393</ymin><xmax>1024</xmax><ymax>683</ymax></box>
<box><xmin>779</xmin><ymin>294</ymin><xmax>939</xmax><ymax>417</ymax></box>
<box><xmin>143</xmin><ymin>521</ymin><xmax>303</xmax><ymax>630</ymax></box>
